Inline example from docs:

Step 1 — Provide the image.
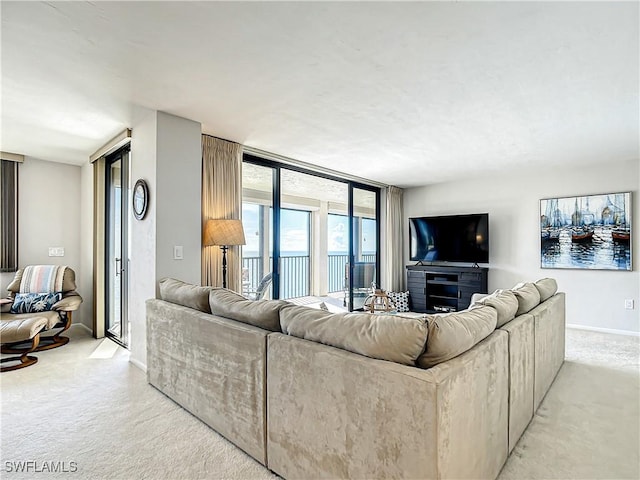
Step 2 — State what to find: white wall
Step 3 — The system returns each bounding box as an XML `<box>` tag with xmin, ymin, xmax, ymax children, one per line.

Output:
<box><xmin>129</xmin><ymin>109</ymin><xmax>158</xmax><ymax>368</ymax></box>
<box><xmin>0</xmin><ymin>158</ymin><xmax>87</xmax><ymax>325</ymax></box>
<box><xmin>404</xmin><ymin>158</ymin><xmax>639</xmax><ymax>335</ymax></box>
<box><xmin>155</xmin><ymin>112</ymin><xmax>202</xmax><ymax>286</ymax></box>
<box><xmin>128</xmin><ymin>110</ymin><xmax>202</xmax><ymax>370</ymax></box>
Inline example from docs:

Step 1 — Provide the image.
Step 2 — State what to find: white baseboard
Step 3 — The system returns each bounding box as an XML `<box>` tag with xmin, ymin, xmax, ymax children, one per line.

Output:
<box><xmin>129</xmin><ymin>357</ymin><xmax>147</xmax><ymax>373</ymax></box>
<box><xmin>70</xmin><ymin>323</ymin><xmax>93</xmax><ymax>334</ymax></box>
<box><xmin>567</xmin><ymin>324</ymin><xmax>640</xmax><ymax>337</ymax></box>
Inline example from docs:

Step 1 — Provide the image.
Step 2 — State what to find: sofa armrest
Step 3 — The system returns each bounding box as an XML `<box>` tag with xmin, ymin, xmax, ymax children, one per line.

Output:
<box><xmin>0</xmin><ymin>298</ymin><xmax>12</xmax><ymax>313</ymax></box>
<box><xmin>146</xmin><ymin>299</ymin><xmax>269</xmax><ymax>466</ymax></box>
<box><xmin>52</xmin><ymin>292</ymin><xmax>83</xmax><ymax>312</ymax></box>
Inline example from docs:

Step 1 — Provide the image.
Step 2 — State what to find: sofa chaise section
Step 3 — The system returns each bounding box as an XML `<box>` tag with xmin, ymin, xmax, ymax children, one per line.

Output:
<box><xmin>531</xmin><ymin>292</ymin><xmax>566</xmax><ymax>409</ymax></box>
<box><xmin>266</xmin><ymin>330</ymin><xmax>509</xmax><ymax>480</ymax></box>
<box><xmin>146</xmin><ymin>298</ymin><xmax>269</xmax><ymax>465</ymax></box>
<box><xmin>499</xmin><ymin>313</ymin><xmax>535</xmax><ymax>453</ymax></box>
<box><xmin>473</xmin><ymin>279</ymin><xmax>566</xmax><ymax>454</ymax></box>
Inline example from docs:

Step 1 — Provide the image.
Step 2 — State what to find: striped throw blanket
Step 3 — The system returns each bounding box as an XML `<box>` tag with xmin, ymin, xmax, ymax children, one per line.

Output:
<box><xmin>19</xmin><ymin>265</ymin><xmax>67</xmax><ymax>294</ymax></box>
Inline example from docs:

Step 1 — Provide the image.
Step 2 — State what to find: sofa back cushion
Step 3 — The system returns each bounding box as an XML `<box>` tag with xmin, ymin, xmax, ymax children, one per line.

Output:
<box><xmin>511</xmin><ymin>282</ymin><xmax>541</xmax><ymax>315</ymax></box>
<box><xmin>417</xmin><ymin>305</ymin><xmax>498</xmax><ymax>369</ymax></box>
<box><xmin>158</xmin><ymin>278</ymin><xmax>212</xmax><ymax>313</ymax></box>
<box><xmin>279</xmin><ymin>304</ymin><xmax>428</xmax><ymax>366</ymax></box>
<box><xmin>472</xmin><ymin>289</ymin><xmax>519</xmax><ymax>327</ymax></box>
<box><xmin>534</xmin><ymin>278</ymin><xmax>558</xmax><ymax>302</ymax></box>
<box><xmin>209</xmin><ymin>288</ymin><xmax>286</xmax><ymax>332</ymax></box>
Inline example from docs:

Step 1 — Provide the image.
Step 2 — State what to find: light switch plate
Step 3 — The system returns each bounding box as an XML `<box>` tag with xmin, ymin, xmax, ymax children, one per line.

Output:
<box><xmin>624</xmin><ymin>299</ymin><xmax>634</xmax><ymax>310</ymax></box>
<box><xmin>173</xmin><ymin>246</ymin><xmax>183</xmax><ymax>260</ymax></box>
<box><xmin>48</xmin><ymin>247</ymin><xmax>65</xmax><ymax>257</ymax></box>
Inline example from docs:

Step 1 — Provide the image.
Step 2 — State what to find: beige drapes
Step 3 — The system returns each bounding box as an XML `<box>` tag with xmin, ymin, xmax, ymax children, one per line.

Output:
<box><xmin>201</xmin><ymin>135</ymin><xmax>243</xmax><ymax>291</ymax></box>
<box><xmin>384</xmin><ymin>185</ymin><xmax>405</xmax><ymax>291</ymax></box>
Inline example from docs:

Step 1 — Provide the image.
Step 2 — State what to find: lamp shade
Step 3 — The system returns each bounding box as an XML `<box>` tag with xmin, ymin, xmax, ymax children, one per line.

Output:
<box><xmin>204</xmin><ymin>219</ymin><xmax>246</xmax><ymax>247</ymax></box>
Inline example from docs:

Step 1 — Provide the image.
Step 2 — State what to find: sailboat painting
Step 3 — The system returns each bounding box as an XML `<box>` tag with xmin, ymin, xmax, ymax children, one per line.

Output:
<box><xmin>540</xmin><ymin>192</ymin><xmax>632</xmax><ymax>271</ymax></box>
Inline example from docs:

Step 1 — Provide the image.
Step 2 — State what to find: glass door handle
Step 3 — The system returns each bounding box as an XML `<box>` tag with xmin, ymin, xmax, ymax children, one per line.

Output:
<box><xmin>115</xmin><ymin>257</ymin><xmax>122</xmax><ymax>276</ymax></box>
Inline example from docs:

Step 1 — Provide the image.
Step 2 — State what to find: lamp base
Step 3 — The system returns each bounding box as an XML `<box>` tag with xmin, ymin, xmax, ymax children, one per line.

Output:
<box><xmin>220</xmin><ymin>245</ymin><xmax>228</xmax><ymax>289</ymax></box>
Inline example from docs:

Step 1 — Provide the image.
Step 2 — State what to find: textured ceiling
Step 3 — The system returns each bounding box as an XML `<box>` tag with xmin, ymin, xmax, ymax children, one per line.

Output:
<box><xmin>1</xmin><ymin>1</ymin><xmax>638</xmax><ymax>187</ymax></box>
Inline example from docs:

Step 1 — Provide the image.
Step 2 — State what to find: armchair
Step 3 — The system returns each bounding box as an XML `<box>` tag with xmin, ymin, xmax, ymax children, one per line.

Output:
<box><xmin>243</xmin><ymin>272</ymin><xmax>273</xmax><ymax>301</ymax></box>
<box><xmin>1</xmin><ymin>265</ymin><xmax>83</xmax><ymax>354</ymax></box>
<box><xmin>343</xmin><ymin>262</ymin><xmax>376</xmax><ymax>309</ymax></box>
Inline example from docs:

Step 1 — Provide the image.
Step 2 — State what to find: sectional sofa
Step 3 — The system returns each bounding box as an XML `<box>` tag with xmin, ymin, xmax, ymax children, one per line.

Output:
<box><xmin>146</xmin><ymin>277</ymin><xmax>565</xmax><ymax>479</ymax></box>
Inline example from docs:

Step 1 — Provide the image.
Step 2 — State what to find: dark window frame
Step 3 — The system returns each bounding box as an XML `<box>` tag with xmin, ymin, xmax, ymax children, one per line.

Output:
<box><xmin>242</xmin><ymin>153</ymin><xmax>380</xmax><ymax>310</ymax></box>
<box><xmin>1</xmin><ymin>159</ymin><xmax>18</xmax><ymax>272</ymax></box>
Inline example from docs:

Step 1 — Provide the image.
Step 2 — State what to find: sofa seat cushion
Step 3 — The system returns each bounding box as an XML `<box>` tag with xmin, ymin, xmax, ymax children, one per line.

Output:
<box><xmin>472</xmin><ymin>289</ymin><xmax>518</xmax><ymax>327</ymax></box>
<box><xmin>2</xmin><ymin>310</ymin><xmax>62</xmax><ymax>330</ymax></box>
<box><xmin>534</xmin><ymin>278</ymin><xmax>558</xmax><ymax>302</ymax></box>
<box><xmin>417</xmin><ymin>305</ymin><xmax>498</xmax><ymax>369</ymax></box>
<box><xmin>209</xmin><ymin>288</ymin><xmax>287</xmax><ymax>332</ymax></box>
<box><xmin>279</xmin><ymin>305</ymin><xmax>428</xmax><ymax>366</ymax></box>
<box><xmin>511</xmin><ymin>282</ymin><xmax>541</xmax><ymax>315</ymax></box>
<box><xmin>158</xmin><ymin>278</ymin><xmax>213</xmax><ymax>313</ymax></box>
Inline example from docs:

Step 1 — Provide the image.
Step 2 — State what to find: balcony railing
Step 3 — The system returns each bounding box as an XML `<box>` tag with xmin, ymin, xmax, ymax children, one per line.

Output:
<box><xmin>242</xmin><ymin>255</ymin><xmax>310</xmax><ymax>300</ymax></box>
<box><xmin>327</xmin><ymin>254</ymin><xmax>348</xmax><ymax>293</ymax></box>
<box><xmin>243</xmin><ymin>253</ymin><xmax>376</xmax><ymax>299</ymax></box>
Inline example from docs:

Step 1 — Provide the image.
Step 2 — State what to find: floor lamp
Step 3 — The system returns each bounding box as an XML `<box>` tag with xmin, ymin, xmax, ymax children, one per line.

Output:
<box><xmin>204</xmin><ymin>219</ymin><xmax>246</xmax><ymax>289</ymax></box>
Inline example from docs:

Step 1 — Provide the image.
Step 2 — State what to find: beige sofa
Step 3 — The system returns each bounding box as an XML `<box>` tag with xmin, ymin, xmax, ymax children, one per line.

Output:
<box><xmin>146</xmin><ymin>277</ymin><xmax>565</xmax><ymax>479</ymax></box>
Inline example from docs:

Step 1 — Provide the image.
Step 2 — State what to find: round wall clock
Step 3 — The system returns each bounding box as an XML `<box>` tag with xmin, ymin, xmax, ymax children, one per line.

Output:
<box><xmin>133</xmin><ymin>179</ymin><xmax>149</xmax><ymax>220</ymax></box>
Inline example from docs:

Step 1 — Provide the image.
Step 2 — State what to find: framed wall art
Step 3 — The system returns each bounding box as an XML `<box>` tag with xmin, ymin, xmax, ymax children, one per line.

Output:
<box><xmin>540</xmin><ymin>192</ymin><xmax>631</xmax><ymax>271</ymax></box>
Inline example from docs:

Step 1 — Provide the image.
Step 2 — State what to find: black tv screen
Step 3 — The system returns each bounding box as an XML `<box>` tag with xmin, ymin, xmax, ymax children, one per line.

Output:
<box><xmin>409</xmin><ymin>214</ymin><xmax>489</xmax><ymax>263</ymax></box>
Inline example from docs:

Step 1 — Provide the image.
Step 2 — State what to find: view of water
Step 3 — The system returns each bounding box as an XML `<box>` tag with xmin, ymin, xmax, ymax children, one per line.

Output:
<box><xmin>243</xmin><ymin>251</ymin><xmax>376</xmax><ymax>257</ymax></box>
<box><xmin>541</xmin><ymin>227</ymin><xmax>631</xmax><ymax>270</ymax></box>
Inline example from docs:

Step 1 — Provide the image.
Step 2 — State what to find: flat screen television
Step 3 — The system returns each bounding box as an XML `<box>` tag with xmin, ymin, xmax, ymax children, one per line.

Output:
<box><xmin>409</xmin><ymin>213</ymin><xmax>489</xmax><ymax>264</ymax></box>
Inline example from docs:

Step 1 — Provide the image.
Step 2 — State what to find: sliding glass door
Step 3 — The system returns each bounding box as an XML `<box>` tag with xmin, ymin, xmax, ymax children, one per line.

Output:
<box><xmin>241</xmin><ymin>163</ymin><xmax>274</xmax><ymax>300</ymax></box>
<box><xmin>105</xmin><ymin>147</ymin><xmax>129</xmax><ymax>346</ymax></box>
<box><xmin>242</xmin><ymin>154</ymin><xmax>379</xmax><ymax>311</ymax></box>
<box><xmin>348</xmin><ymin>186</ymin><xmax>379</xmax><ymax>310</ymax></box>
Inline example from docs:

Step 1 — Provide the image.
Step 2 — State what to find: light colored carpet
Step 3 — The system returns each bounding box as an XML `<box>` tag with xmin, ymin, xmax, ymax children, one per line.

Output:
<box><xmin>498</xmin><ymin>328</ymin><xmax>640</xmax><ymax>480</ymax></box>
<box><xmin>1</xmin><ymin>326</ymin><xmax>638</xmax><ymax>479</ymax></box>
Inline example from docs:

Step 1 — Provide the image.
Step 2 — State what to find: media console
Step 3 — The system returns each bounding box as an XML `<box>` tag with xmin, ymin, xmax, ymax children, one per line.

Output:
<box><xmin>406</xmin><ymin>264</ymin><xmax>488</xmax><ymax>314</ymax></box>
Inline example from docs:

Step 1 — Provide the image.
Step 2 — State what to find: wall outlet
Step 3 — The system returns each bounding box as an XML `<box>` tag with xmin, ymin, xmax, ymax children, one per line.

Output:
<box><xmin>624</xmin><ymin>299</ymin><xmax>634</xmax><ymax>310</ymax></box>
<box><xmin>173</xmin><ymin>246</ymin><xmax>183</xmax><ymax>260</ymax></box>
<box><xmin>48</xmin><ymin>247</ymin><xmax>64</xmax><ymax>257</ymax></box>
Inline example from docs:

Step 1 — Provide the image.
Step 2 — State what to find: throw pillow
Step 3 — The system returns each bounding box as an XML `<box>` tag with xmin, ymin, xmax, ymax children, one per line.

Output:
<box><xmin>10</xmin><ymin>292</ymin><xmax>62</xmax><ymax>314</ymax></box>
<box><xmin>387</xmin><ymin>291</ymin><xmax>410</xmax><ymax>312</ymax></box>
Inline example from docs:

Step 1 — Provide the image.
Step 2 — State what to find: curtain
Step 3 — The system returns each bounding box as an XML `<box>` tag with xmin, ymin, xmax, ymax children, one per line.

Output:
<box><xmin>201</xmin><ymin>135</ymin><xmax>243</xmax><ymax>291</ymax></box>
<box><xmin>1</xmin><ymin>160</ymin><xmax>18</xmax><ymax>272</ymax></box>
<box><xmin>384</xmin><ymin>186</ymin><xmax>404</xmax><ymax>291</ymax></box>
